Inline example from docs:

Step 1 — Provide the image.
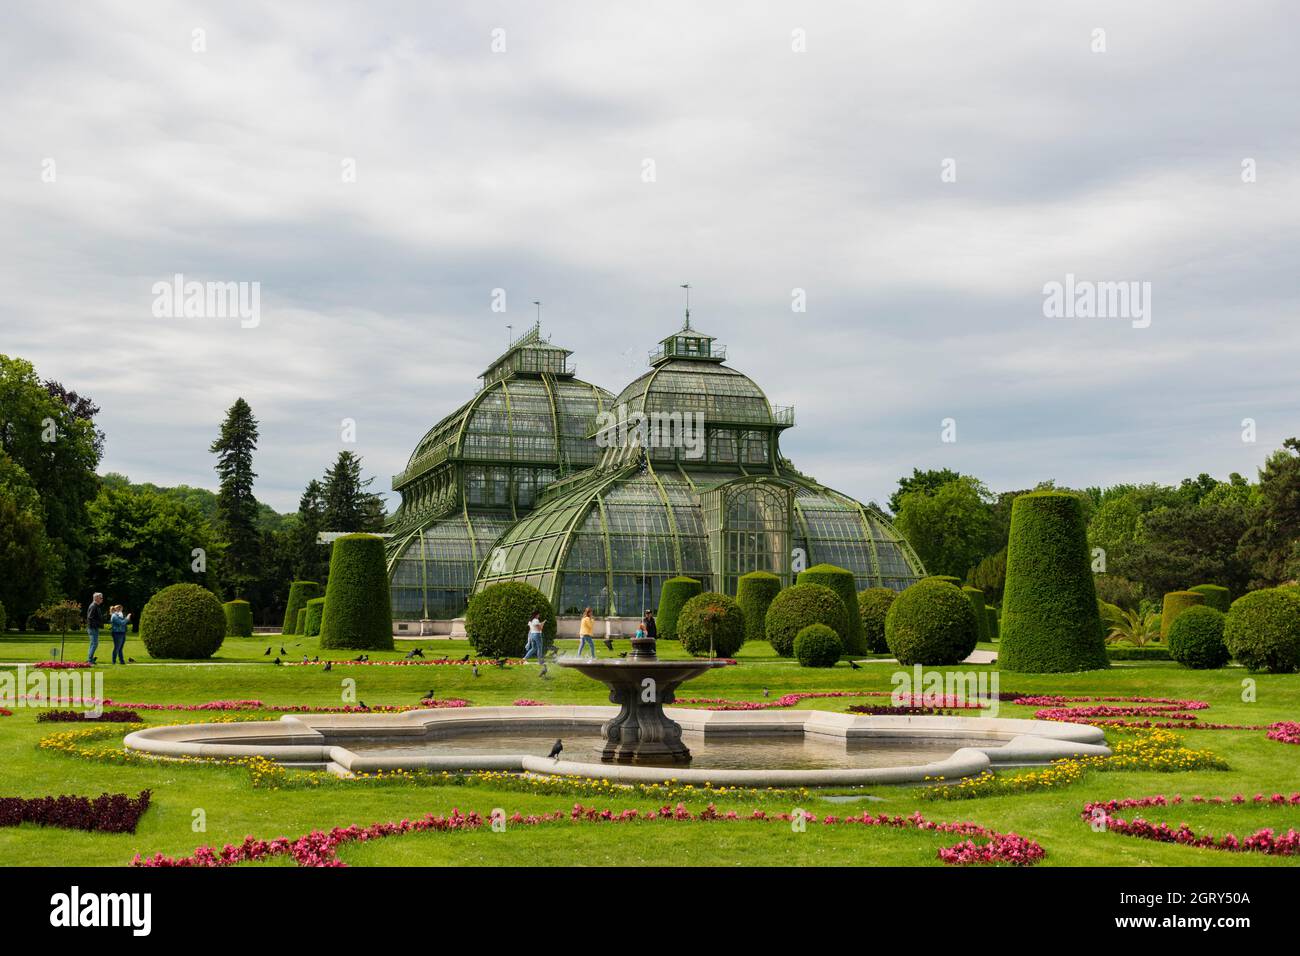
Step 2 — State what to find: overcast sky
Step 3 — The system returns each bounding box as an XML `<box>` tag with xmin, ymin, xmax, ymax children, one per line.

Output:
<box><xmin>3</xmin><ymin>1</ymin><xmax>1297</xmax><ymax>513</ymax></box>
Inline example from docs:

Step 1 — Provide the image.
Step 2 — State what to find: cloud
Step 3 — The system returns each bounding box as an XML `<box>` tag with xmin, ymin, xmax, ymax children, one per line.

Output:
<box><xmin>1</xmin><ymin>0</ymin><xmax>1296</xmax><ymax>511</ymax></box>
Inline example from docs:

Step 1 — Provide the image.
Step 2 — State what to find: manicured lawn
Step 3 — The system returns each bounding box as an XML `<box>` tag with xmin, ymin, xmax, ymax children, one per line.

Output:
<box><xmin>1</xmin><ymin>631</ymin><xmax>1297</xmax><ymax>867</ymax></box>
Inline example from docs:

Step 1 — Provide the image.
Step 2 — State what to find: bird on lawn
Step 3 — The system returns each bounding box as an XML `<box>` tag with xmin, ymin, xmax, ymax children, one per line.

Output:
<box><xmin>323</xmin><ymin>661</ymin><xmax>332</xmax><ymax>672</ymax></box>
<box><xmin>539</xmin><ymin>663</ymin><xmax>549</xmax><ymax>677</ymax></box>
<box><xmin>618</xmin><ymin>652</ymin><xmax>628</xmax><ymax>658</ymax></box>
<box><xmin>458</xmin><ymin>653</ymin><xmax>470</xmax><ymax>662</ymax></box>
<box><xmin>602</xmin><ymin>637</ymin><xmax>614</xmax><ymax>651</ymax></box>
<box><xmin>403</xmin><ymin>649</ymin><xmax>418</xmax><ymax>659</ymax></box>
<box><xmin>849</xmin><ymin>660</ymin><xmax>861</xmax><ymax>670</ymax></box>
<box><xmin>128</xmin><ymin>657</ymin><xmax>136</xmax><ymax>663</ymax></box>
<box><xmin>273</xmin><ymin>657</ymin><xmax>282</xmax><ymax>666</ymax></box>
<box><xmin>359</xmin><ymin>701</ymin><xmax>367</xmax><ymax>709</ymax></box>
<box><xmin>426</xmin><ymin>689</ymin><xmax>437</xmax><ymax>700</ymax></box>
<box><xmin>353</xmin><ymin>654</ymin><xmax>364</xmax><ymax>662</ymax></box>
<box><xmin>280</xmin><ymin>647</ymin><xmax>287</xmax><ymax>655</ymax></box>
<box><xmin>547</xmin><ymin>739</ymin><xmax>563</xmax><ymax>760</ymax></box>
<box><xmin>263</xmin><ymin>647</ymin><xmax>271</xmax><ymax>656</ymax></box>
<box><xmin>438</xmin><ymin>654</ymin><xmax>449</xmax><ymax>661</ymax></box>
<box><xmin>495</xmin><ymin>658</ymin><xmax>507</xmax><ymax>669</ymax></box>
<box><xmin>412</xmin><ymin>647</ymin><xmax>425</xmax><ymax>658</ymax></box>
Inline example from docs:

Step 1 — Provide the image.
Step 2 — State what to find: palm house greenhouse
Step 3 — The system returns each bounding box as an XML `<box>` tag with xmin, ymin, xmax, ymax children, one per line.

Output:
<box><xmin>385</xmin><ymin>319</ymin><xmax>925</xmax><ymax>621</ymax></box>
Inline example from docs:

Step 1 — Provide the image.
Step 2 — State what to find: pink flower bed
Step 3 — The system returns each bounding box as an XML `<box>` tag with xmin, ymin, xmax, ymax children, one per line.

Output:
<box><xmin>18</xmin><ymin>696</ymin><xmax>471</xmax><ymax>714</ymax></box>
<box><xmin>674</xmin><ymin>690</ymin><xmax>983</xmax><ymax>712</ymax></box>
<box><xmin>512</xmin><ymin>699</ymin><xmax>546</xmax><ymax>707</ymax></box>
<box><xmin>285</xmin><ymin>658</ymin><xmax>515</xmax><ymax>668</ymax></box>
<box><xmin>1082</xmin><ymin>791</ymin><xmax>1300</xmax><ymax>857</ymax></box>
<box><xmin>133</xmin><ymin>803</ymin><xmax>1043</xmax><ymax>868</ymax></box>
<box><xmin>1267</xmin><ymin>722</ymin><xmax>1300</xmax><ymax>745</ymax></box>
<box><xmin>34</xmin><ymin>661</ymin><xmax>91</xmax><ymax>670</ymax></box>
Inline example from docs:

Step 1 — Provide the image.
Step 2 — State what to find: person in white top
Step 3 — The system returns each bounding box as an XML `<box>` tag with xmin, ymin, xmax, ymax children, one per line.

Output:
<box><xmin>522</xmin><ymin>613</ymin><xmax>546</xmax><ymax>662</ymax></box>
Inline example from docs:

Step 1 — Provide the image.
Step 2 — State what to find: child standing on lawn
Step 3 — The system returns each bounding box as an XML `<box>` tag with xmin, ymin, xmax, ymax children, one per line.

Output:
<box><xmin>109</xmin><ymin>605</ymin><xmax>131</xmax><ymax>665</ymax></box>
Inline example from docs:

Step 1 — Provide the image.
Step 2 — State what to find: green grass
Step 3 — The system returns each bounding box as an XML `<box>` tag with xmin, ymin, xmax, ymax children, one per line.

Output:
<box><xmin>1</xmin><ymin>630</ymin><xmax>1297</xmax><ymax>867</ymax></box>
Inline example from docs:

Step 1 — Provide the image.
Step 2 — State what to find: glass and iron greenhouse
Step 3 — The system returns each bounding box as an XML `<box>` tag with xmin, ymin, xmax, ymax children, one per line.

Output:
<box><xmin>386</xmin><ymin>319</ymin><xmax>925</xmax><ymax>619</ymax></box>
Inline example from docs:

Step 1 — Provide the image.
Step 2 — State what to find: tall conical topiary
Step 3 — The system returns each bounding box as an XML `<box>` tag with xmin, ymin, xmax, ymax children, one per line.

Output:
<box><xmin>798</xmin><ymin>564</ymin><xmax>865</xmax><ymax>654</ymax></box>
<box><xmin>962</xmin><ymin>586</ymin><xmax>990</xmax><ymax>644</ymax></box>
<box><xmin>319</xmin><ymin>534</ymin><xmax>393</xmax><ymax>650</ymax></box>
<box><xmin>223</xmin><ymin>599</ymin><xmax>253</xmax><ymax>637</ymax></box>
<box><xmin>304</xmin><ymin>597</ymin><xmax>326</xmax><ymax>637</ymax></box>
<box><xmin>656</xmin><ymin>576</ymin><xmax>702</xmax><ymax>641</ymax></box>
<box><xmin>736</xmin><ymin>571</ymin><xmax>782</xmax><ymax>645</ymax></box>
<box><xmin>282</xmin><ymin>580</ymin><xmax>322</xmax><ymax>635</ymax></box>
<box><xmin>999</xmin><ymin>491</ymin><xmax>1109</xmax><ymax>673</ymax></box>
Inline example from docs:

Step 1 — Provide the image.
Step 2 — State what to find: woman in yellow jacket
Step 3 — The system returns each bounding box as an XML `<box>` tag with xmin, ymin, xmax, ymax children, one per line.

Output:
<box><xmin>577</xmin><ymin>607</ymin><xmax>596</xmax><ymax>659</ymax></box>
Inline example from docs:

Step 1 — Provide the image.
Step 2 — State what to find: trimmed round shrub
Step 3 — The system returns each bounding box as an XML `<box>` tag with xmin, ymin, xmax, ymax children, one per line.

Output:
<box><xmin>1188</xmin><ymin>584</ymin><xmax>1231</xmax><ymax>614</ymax></box>
<box><xmin>985</xmin><ymin>606</ymin><xmax>999</xmax><ymax>641</ymax></box>
<box><xmin>1160</xmin><ymin>591</ymin><xmax>1206</xmax><ymax>640</ymax></box>
<box><xmin>677</xmin><ymin>592</ymin><xmax>746</xmax><ymax>658</ymax></box>
<box><xmin>1167</xmin><ymin>606</ymin><xmax>1229</xmax><ymax>669</ymax></box>
<box><xmin>656</xmin><ymin>576</ymin><xmax>702</xmax><ymax>641</ymax></box>
<box><xmin>962</xmin><ymin>586</ymin><xmax>990</xmax><ymax>644</ymax></box>
<box><xmin>798</xmin><ymin>564</ymin><xmax>865</xmax><ymax>654</ymax></box>
<box><xmin>282</xmin><ymin>580</ymin><xmax>322</xmax><ymax>635</ymax></box>
<box><xmin>885</xmin><ymin>578</ymin><xmax>979</xmax><ymax>666</ymax></box>
<box><xmin>140</xmin><ymin>583</ymin><xmax>226</xmax><ymax>660</ymax></box>
<box><xmin>222</xmin><ymin>599</ymin><xmax>253</xmax><ymax>638</ymax></box>
<box><xmin>304</xmin><ymin>597</ymin><xmax>326</xmax><ymax>638</ymax></box>
<box><xmin>857</xmin><ymin>587</ymin><xmax>896</xmax><ymax>654</ymax></box>
<box><xmin>736</xmin><ymin>571</ymin><xmax>782</xmax><ymax>645</ymax></box>
<box><xmin>765</xmin><ymin>583</ymin><xmax>847</xmax><ymax>658</ymax></box>
<box><xmin>465</xmin><ymin>581</ymin><xmax>555</xmax><ymax>658</ymax></box>
<box><xmin>794</xmin><ymin>623</ymin><xmax>842</xmax><ymax>667</ymax></box>
<box><xmin>1223</xmin><ymin>588</ymin><xmax>1300</xmax><ymax>673</ymax></box>
<box><xmin>999</xmin><ymin>492</ymin><xmax>1109</xmax><ymax>673</ymax></box>
<box><xmin>318</xmin><ymin>535</ymin><xmax>393</xmax><ymax>651</ymax></box>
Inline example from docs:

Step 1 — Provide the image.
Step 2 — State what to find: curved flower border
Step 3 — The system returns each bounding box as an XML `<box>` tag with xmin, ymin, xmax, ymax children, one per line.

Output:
<box><xmin>1082</xmin><ymin>791</ymin><xmax>1300</xmax><ymax>857</ymax></box>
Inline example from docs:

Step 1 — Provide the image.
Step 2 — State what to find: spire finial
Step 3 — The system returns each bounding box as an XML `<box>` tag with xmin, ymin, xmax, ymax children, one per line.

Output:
<box><xmin>680</xmin><ymin>283</ymin><xmax>691</xmax><ymax>329</ymax></box>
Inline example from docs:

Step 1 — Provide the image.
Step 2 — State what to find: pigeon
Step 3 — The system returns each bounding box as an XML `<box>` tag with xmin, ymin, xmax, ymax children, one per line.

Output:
<box><xmin>273</xmin><ymin>657</ymin><xmax>282</xmax><ymax>666</ymax></box>
<box><xmin>849</xmin><ymin>660</ymin><xmax>861</xmax><ymax>670</ymax></box>
<box><xmin>472</xmin><ymin>664</ymin><xmax>480</xmax><ymax>677</ymax></box>
<box><xmin>128</xmin><ymin>657</ymin><xmax>136</xmax><ymax>663</ymax></box>
<box><xmin>458</xmin><ymin>653</ymin><xmax>470</xmax><ymax>662</ymax></box>
<box><xmin>264</xmin><ymin>647</ymin><xmax>271</xmax><ymax>656</ymax></box>
<box><xmin>602</xmin><ymin>637</ymin><xmax>614</xmax><ymax>651</ymax></box>
<box><xmin>547</xmin><ymin>739</ymin><xmax>563</xmax><ymax>760</ymax></box>
<box><xmin>280</xmin><ymin>647</ymin><xmax>287</xmax><ymax>655</ymax></box>
<box><xmin>323</xmin><ymin>661</ymin><xmax>332</xmax><ymax>672</ymax></box>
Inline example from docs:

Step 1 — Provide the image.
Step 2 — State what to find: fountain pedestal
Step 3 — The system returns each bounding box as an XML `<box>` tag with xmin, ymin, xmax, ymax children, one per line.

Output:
<box><xmin>557</xmin><ymin>640</ymin><xmax>728</xmax><ymax>764</ymax></box>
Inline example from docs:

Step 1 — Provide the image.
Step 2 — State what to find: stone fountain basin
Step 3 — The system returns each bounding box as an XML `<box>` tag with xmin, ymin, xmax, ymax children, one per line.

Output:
<box><xmin>123</xmin><ymin>706</ymin><xmax>1110</xmax><ymax>788</ymax></box>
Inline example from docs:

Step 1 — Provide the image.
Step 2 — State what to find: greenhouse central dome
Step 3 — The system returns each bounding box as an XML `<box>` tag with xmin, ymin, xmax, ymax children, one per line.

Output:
<box><xmin>466</xmin><ymin>318</ymin><xmax>926</xmax><ymax>617</ymax></box>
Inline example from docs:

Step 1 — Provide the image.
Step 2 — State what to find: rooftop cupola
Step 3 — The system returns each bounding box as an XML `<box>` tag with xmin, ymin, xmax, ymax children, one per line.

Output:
<box><xmin>649</xmin><ymin>318</ymin><xmax>727</xmax><ymax>367</ymax></box>
<box><xmin>480</xmin><ymin>322</ymin><xmax>575</xmax><ymax>387</ymax></box>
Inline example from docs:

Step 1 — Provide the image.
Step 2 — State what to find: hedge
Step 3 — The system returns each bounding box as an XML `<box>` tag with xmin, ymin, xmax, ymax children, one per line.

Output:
<box><xmin>222</xmin><ymin>600</ymin><xmax>253</xmax><ymax>638</ymax></box>
<box><xmin>1223</xmin><ymin>588</ymin><xmax>1300</xmax><ymax>673</ymax></box>
<box><xmin>140</xmin><ymin>584</ymin><xmax>226</xmax><ymax>660</ymax></box>
<box><xmin>962</xmin><ymin>586</ymin><xmax>990</xmax><ymax>644</ymax></box>
<box><xmin>884</xmin><ymin>578</ymin><xmax>978</xmax><ymax>666</ymax></box>
<box><xmin>304</xmin><ymin>597</ymin><xmax>326</xmax><ymax>638</ymax></box>
<box><xmin>0</xmin><ymin>599</ymin><xmax>6</xmax><ymax>633</ymax></box>
<box><xmin>765</xmin><ymin>583</ymin><xmax>847</xmax><ymax>658</ymax></box>
<box><xmin>677</xmin><ymin>592</ymin><xmax>746</xmax><ymax>658</ymax></box>
<box><xmin>798</xmin><ymin>564</ymin><xmax>865</xmax><ymax>654</ymax></box>
<box><xmin>795</xmin><ymin>623</ymin><xmax>842</xmax><ymax>668</ymax></box>
<box><xmin>1187</xmin><ymin>584</ymin><xmax>1231</xmax><ymax>614</ymax></box>
<box><xmin>736</xmin><ymin>572</ymin><xmax>782</xmax><ymax>645</ymax></box>
<box><xmin>318</xmin><ymin>535</ymin><xmax>393</xmax><ymax>651</ymax></box>
<box><xmin>1106</xmin><ymin>645</ymin><xmax>1171</xmax><ymax>661</ymax></box>
<box><xmin>282</xmin><ymin>580</ymin><xmax>322</xmax><ymax>635</ymax></box>
<box><xmin>465</xmin><ymin>582</ymin><xmax>555</xmax><ymax>658</ymax></box>
<box><xmin>1167</xmin><ymin>606</ymin><xmax>1229</xmax><ymax>669</ymax></box>
<box><xmin>985</xmin><ymin>606</ymin><xmax>999</xmax><ymax>641</ymax></box>
<box><xmin>1160</xmin><ymin>591</ymin><xmax>1206</xmax><ymax>640</ymax></box>
<box><xmin>857</xmin><ymin>588</ymin><xmax>896</xmax><ymax>654</ymax></box>
<box><xmin>656</xmin><ymin>576</ymin><xmax>702</xmax><ymax>641</ymax></box>
<box><xmin>998</xmin><ymin>491</ymin><xmax>1109</xmax><ymax>673</ymax></box>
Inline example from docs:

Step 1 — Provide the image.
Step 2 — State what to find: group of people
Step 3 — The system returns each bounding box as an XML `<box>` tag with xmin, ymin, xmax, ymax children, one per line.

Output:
<box><xmin>522</xmin><ymin>607</ymin><xmax>658</xmax><ymax>662</ymax></box>
<box><xmin>84</xmin><ymin>592</ymin><xmax>132</xmax><ymax>665</ymax></box>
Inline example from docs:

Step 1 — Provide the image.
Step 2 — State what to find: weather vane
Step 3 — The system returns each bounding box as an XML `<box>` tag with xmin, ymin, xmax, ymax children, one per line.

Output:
<box><xmin>680</xmin><ymin>283</ymin><xmax>690</xmax><ymax>328</ymax></box>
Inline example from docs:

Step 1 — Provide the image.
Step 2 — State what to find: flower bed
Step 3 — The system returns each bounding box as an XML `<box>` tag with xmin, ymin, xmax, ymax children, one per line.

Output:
<box><xmin>675</xmin><ymin>691</ymin><xmax>984</xmax><ymax>711</ymax></box>
<box><xmin>1267</xmin><ymin>722</ymin><xmax>1300</xmax><ymax>745</ymax></box>
<box><xmin>19</xmin><ymin>696</ymin><xmax>470</xmax><ymax>714</ymax></box>
<box><xmin>33</xmin><ymin>661</ymin><xmax>91</xmax><ymax>669</ymax></box>
<box><xmin>1082</xmin><ymin>791</ymin><xmax>1300</xmax><ymax>857</ymax></box>
<box><xmin>36</xmin><ymin>710</ymin><xmax>143</xmax><ymax>723</ymax></box>
<box><xmin>132</xmin><ymin>803</ymin><xmax>1043</xmax><ymax>868</ymax></box>
<box><xmin>0</xmin><ymin>791</ymin><xmax>151</xmax><ymax>833</ymax></box>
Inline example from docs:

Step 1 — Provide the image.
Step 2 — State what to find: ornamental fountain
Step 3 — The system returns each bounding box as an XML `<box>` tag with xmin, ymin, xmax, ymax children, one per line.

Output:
<box><xmin>556</xmin><ymin>633</ymin><xmax>728</xmax><ymax>764</ymax></box>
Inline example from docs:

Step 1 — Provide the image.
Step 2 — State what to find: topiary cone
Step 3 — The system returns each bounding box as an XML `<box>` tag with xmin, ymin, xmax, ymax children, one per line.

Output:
<box><xmin>656</xmin><ymin>576</ymin><xmax>702</xmax><ymax>641</ymax></box>
<box><xmin>319</xmin><ymin>535</ymin><xmax>393</xmax><ymax>650</ymax></box>
<box><xmin>736</xmin><ymin>571</ymin><xmax>782</xmax><ymax>645</ymax></box>
<box><xmin>1160</xmin><ymin>590</ymin><xmax>1206</xmax><ymax>640</ymax></box>
<box><xmin>798</xmin><ymin>564</ymin><xmax>865</xmax><ymax>654</ymax></box>
<box><xmin>222</xmin><ymin>599</ymin><xmax>253</xmax><ymax>638</ymax></box>
<box><xmin>282</xmin><ymin>580</ymin><xmax>322</xmax><ymax>635</ymax></box>
<box><xmin>998</xmin><ymin>491</ymin><xmax>1108</xmax><ymax>673</ymax></box>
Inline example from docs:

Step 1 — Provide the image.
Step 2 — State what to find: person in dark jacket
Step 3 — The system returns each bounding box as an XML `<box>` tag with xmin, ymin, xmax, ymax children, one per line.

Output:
<box><xmin>85</xmin><ymin>592</ymin><xmax>105</xmax><ymax>664</ymax></box>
